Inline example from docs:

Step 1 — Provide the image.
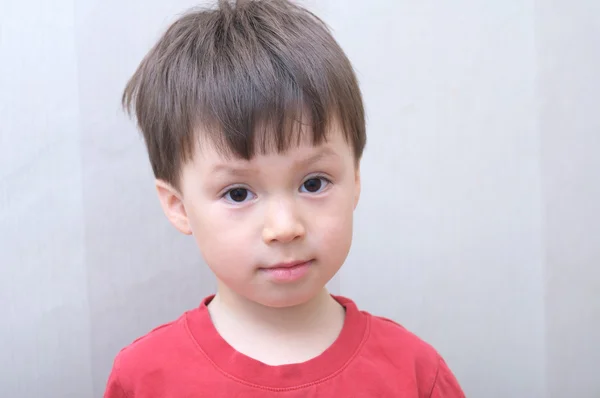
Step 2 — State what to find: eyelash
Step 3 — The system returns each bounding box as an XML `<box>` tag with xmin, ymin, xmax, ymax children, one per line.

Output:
<box><xmin>220</xmin><ymin>175</ymin><xmax>333</xmax><ymax>204</ymax></box>
<box><xmin>299</xmin><ymin>175</ymin><xmax>332</xmax><ymax>194</ymax></box>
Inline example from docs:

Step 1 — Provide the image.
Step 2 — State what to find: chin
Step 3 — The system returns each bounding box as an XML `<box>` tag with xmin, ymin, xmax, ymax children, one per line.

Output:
<box><xmin>250</xmin><ymin>286</ymin><xmax>325</xmax><ymax>309</ymax></box>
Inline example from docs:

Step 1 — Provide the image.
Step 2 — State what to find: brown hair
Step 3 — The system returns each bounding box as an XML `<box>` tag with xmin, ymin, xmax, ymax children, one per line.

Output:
<box><xmin>122</xmin><ymin>0</ymin><xmax>366</xmax><ymax>189</ymax></box>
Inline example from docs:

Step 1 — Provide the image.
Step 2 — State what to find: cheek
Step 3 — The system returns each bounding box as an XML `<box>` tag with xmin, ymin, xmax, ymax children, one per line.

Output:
<box><xmin>311</xmin><ymin>195</ymin><xmax>354</xmax><ymax>259</ymax></box>
<box><xmin>188</xmin><ymin>205</ymin><xmax>254</xmax><ymax>274</ymax></box>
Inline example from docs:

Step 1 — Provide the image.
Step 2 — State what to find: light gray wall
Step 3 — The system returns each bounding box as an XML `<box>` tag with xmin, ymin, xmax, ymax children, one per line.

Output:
<box><xmin>1</xmin><ymin>1</ymin><xmax>598</xmax><ymax>397</ymax></box>
<box><xmin>0</xmin><ymin>0</ymin><xmax>93</xmax><ymax>396</ymax></box>
<box><xmin>537</xmin><ymin>1</ymin><xmax>600</xmax><ymax>397</ymax></box>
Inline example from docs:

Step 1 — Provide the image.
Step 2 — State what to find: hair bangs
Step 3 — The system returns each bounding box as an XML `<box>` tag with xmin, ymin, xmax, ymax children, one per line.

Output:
<box><xmin>122</xmin><ymin>0</ymin><xmax>365</xmax><ymax>189</ymax></box>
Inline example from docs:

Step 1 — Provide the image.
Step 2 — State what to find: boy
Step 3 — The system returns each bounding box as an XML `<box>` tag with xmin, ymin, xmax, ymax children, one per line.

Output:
<box><xmin>105</xmin><ymin>0</ymin><xmax>465</xmax><ymax>396</ymax></box>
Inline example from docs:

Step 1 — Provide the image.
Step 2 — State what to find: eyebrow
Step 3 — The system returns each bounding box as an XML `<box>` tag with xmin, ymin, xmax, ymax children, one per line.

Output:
<box><xmin>210</xmin><ymin>147</ymin><xmax>340</xmax><ymax>176</ymax></box>
<box><xmin>210</xmin><ymin>163</ymin><xmax>255</xmax><ymax>177</ymax></box>
<box><xmin>294</xmin><ymin>147</ymin><xmax>340</xmax><ymax>169</ymax></box>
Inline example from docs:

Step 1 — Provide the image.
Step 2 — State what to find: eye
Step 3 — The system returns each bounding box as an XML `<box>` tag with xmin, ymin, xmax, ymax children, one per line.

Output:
<box><xmin>223</xmin><ymin>187</ymin><xmax>256</xmax><ymax>204</ymax></box>
<box><xmin>300</xmin><ymin>177</ymin><xmax>330</xmax><ymax>194</ymax></box>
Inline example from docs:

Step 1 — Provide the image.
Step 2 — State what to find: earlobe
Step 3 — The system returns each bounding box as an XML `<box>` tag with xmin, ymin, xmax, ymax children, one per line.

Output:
<box><xmin>155</xmin><ymin>179</ymin><xmax>193</xmax><ymax>235</ymax></box>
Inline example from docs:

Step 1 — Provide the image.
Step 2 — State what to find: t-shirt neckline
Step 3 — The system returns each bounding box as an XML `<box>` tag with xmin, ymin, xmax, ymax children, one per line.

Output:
<box><xmin>185</xmin><ymin>294</ymin><xmax>369</xmax><ymax>389</ymax></box>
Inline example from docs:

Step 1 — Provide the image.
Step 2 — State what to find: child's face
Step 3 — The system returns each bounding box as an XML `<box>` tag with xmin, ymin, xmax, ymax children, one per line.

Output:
<box><xmin>158</xmin><ymin>127</ymin><xmax>360</xmax><ymax>308</ymax></box>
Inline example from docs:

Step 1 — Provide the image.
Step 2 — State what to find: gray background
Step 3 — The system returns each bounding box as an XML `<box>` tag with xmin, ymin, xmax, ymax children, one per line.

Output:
<box><xmin>1</xmin><ymin>0</ymin><xmax>598</xmax><ymax>397</ymax></box>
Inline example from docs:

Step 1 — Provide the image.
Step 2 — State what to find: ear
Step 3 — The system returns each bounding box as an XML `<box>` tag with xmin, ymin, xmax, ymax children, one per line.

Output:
<box><xmin>353</xmin><ymin>164</ymin><xmax>361</xmax><ymax>209</ymax></box>
<box><xmin>155</xmin><ymin>179</ymin><xmax>193</xmax><ymax>235</ymax></box>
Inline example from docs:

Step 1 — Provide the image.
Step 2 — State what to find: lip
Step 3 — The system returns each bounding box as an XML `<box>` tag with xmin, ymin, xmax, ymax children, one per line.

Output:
<box><xmin>262</xmin><ymin>260</ymin><xmax>310</xmax><ymax>270</ymax></box>
<box><xmin>260</xmin><ymin>260</ymin><xmax>313</xmax><ymax>282</ymax></box>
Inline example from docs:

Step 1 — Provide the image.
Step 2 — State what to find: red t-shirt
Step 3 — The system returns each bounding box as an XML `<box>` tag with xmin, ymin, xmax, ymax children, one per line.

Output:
<box><xmin>104</xmin><ymin>295</ymin><xmax>464</xmax><ymax>397</ymax></box>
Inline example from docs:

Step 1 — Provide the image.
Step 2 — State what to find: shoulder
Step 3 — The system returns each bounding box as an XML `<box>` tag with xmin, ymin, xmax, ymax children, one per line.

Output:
<box><xmin>368</xmin><ymin>314</ymin><xmax>439</xmax><ymax>361</ymax></box>
<box><xmin>117</xmin><ymin>313</ymin><xmax>189</xmax><ymax>367</ymax></box>
<box><xmin>366</xmin><ymin>314</ymin><xmax>441</xmax><ymax>370</ymax></box>
<box><xmin>104</xmin><ymin>311</ymin><xmax>198</xmax><ymax>397</ymax></box>
<box><xmin>361</xmin><ymin>312</ymin><xmax>465</xmax><ymax>397</ymax></box>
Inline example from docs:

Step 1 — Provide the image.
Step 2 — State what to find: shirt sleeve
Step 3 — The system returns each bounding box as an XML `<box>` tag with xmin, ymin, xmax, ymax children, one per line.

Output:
<box><xmin>429</xmin><ymin>357</ymin><xmax>465</xmax><ymax>398</ymax></box>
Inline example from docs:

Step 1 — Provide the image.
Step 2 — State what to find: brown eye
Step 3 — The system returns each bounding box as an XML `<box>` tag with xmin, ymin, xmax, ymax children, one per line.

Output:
<box><xmin>301</xmin><ymin>177</ymin><xmax>329</xmax><ymax>193</ymax></box>
<box><xmin>226</xmin><ymin>188</ymin><xmax>250</xmax><ymax>202</ymax></box>
<box><xmin>303</xmin><ymin>178</ymin><xmax>322</xmax><ymax>192</ymax></box>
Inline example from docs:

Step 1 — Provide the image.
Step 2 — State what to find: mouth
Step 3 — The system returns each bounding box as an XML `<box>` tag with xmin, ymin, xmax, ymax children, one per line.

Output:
<box><xmin>261</xmin><ymin>260</ymin><xmax>312</xmax><ymax>270</ymax></box>
<box><xmin>259</xmin><ymin>260</ymin><xmax>314</xmax><ymax>282</ymax></box>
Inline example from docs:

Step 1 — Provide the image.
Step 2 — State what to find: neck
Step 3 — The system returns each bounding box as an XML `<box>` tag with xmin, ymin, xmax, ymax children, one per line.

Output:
<box><xmin>209</xmin><ymin>284</ymin><xmax>342</xmax><ymax>335</ymax></box>
<box><xmin>207</xmin><ymin>284</ymin><xmax>346</xmax><ymax>365</ymax></box>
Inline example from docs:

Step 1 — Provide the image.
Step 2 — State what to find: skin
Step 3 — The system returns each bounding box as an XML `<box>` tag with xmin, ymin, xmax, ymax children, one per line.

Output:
<box><xmin>155</xmin><ymin>125</ymin><xmax>361</xmax><ymax>365</ymax></box>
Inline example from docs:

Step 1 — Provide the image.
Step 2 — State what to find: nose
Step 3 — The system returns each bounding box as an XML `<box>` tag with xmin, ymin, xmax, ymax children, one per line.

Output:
<box><xmin>262</xmin><ymin>197</ymin><xmax>306</xmax><ymax>244</ymax></box>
